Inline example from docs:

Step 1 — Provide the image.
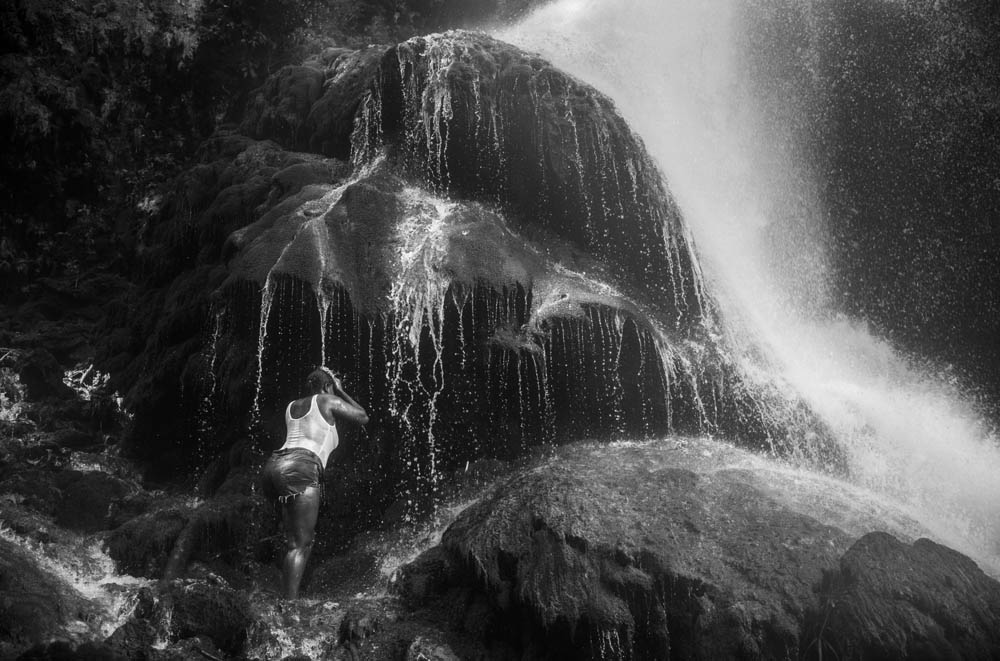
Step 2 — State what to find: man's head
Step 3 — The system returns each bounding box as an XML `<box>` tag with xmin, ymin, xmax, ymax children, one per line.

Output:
<box><xmin>306</xmin><ymin>366</ymin><xmax>340</xmax><ymax>394</ymax></box>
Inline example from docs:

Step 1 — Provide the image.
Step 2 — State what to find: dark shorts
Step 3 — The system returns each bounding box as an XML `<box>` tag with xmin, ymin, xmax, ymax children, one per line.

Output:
<box><xmin>261</xmin><ymin>448</ymin><xmax>322</xmax><ymax>503</ymax></box>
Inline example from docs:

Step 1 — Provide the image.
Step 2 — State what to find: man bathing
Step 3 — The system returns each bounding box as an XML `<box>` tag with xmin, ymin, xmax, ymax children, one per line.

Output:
<box><xmin>261</xmin><ymin>366</ymin><xmax>369</xmax><ymax>599</ymax></box>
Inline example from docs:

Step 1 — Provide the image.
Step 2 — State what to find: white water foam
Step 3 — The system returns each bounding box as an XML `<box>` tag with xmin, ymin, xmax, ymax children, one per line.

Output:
<box><xmin>497</xmin><ymin>0</ymin><xmax>1000</xmax><ymax>574</ymax></box>
<box><xmin>0</xmin><ymin>524</ymin><xmax>151</xmax><ymax>638</ymax></box>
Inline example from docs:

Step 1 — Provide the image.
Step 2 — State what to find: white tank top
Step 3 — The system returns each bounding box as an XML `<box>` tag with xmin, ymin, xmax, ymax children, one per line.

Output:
<box><xmin>281</xmin><ymin>395</ymin><xmax>339</xmax><ymax>468</ymax></box>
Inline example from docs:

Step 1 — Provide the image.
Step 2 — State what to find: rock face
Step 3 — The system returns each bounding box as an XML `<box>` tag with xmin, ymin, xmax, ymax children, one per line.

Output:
<box><xmin>0</xmin><ymin>538</ymin><xmax>99</xmax><ymax>656</ymax></box>
<box><xmin>806</xmin><ymin>532</ymin><xmax>1000</xmax><ymax>660</ymax></box>
<box><xmin>109</xmin><ymin>31</ymin><xmax>834</xmax><ymax>587</ymax></box>
<box><xmin>164</xmin><ymin>580</ymin><xmax>253</xmax><ymax>655</ymax></box>
<box><xmin>222</xmin><ymin>163</ymin><xmax>726</xmax><ymax>446</ymax></box>
<box><xmin>241</xmin><ymin>47</ymin><xmax>388</xmax><ymax>159</ymax></box>
<box><xmin>109</xmin><ymin>31</ymin><xmax>835</xmax><ymax>505</ymax></box>
<box><xmin>396</xmin><ymin>438</ymin><xmax>1000</xmax><ymax>660</ymax></box>
<box><xmin>114</xmin><ymin>131</ymin><xmax>349</xmax><ymax>474</ymax></box>
<box><xmin>356</xmin><ymin>32</ymin><xmax>703</xmax><ymax>326</ymax></box>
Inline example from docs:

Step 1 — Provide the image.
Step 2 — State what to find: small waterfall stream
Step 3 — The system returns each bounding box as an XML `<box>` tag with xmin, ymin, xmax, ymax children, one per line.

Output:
<box><xmin>498</xmin><ymin>0</ymin><xmax>1000</xmax><ymax>573</ymax></box>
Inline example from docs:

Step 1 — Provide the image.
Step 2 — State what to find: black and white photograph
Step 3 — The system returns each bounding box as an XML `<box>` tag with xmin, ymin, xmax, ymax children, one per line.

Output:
<box><xmin>1</xmin><ymin>0</ymin><xmax>999</xmax><ymax>658</ymax></box>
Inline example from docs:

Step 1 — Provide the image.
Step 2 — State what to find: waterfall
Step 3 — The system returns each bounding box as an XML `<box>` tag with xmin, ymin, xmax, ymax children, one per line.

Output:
<box><xmin>498</xmin><ymin>0</ymin><xmax>1000</xmax><ymax>572</ymax></box>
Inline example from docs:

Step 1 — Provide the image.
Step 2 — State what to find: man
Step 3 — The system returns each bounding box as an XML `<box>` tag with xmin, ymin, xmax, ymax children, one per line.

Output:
<box><xmin>261</xmin><ymin>366</ymin><xmax>369</xmax><ymax>599</ymax></box>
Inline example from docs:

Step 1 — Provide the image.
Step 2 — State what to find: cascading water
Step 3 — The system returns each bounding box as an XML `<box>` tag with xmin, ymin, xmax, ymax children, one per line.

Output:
<box><xmin>498</xmin><ymin>0</ymin><xmax>1000</xmax><ymax>572</ymax></box>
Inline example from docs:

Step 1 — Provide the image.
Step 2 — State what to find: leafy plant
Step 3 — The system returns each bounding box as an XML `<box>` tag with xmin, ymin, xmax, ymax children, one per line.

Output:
<box><xmin>0</xmin><ymin>350</ymin><xmax>26</xmax><ymax>422</ymax></box>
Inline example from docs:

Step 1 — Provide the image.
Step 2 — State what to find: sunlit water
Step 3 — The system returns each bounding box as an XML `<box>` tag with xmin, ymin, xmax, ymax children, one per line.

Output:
<box><xmin>497</xmin><ymin>0</ymin><xmax>1000</xmax><ymax>574</ymax></box>
<box><xmin>0</xmin><ymin>524</ymin><xmax>150</xmax><ymax>639</ymax></box>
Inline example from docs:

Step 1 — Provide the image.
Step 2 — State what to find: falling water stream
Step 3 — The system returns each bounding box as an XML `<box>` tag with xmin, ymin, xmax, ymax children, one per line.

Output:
<box><xmin>498</xmin><ymin>0</ymin><xmax>1000</xmax><ymax>573</ymax></box>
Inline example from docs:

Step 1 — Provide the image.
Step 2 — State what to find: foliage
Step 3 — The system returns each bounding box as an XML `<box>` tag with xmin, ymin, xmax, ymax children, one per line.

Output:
<box><xmin>0</xmin><ymin>0</ymin><xmax>479</xmax><ymax>292</ymax></box>
<box><xmin>0</xmin><ymin>0</ymin><xmax>201</xmax><ymax>290</ymax></box>
<box><xmin>62</xmin><ymin>363</ymin><xmax>112</xmax><ymax>402</ymax></box>
<box><xmin>0</xmin><ymin>366</ymin><xmax>26</xmax><ymax>423</ymax></box>
<box><xmin>0</xmin><ymin>0</ymin><xmax>453</xmax><ymax>288</ymax></box>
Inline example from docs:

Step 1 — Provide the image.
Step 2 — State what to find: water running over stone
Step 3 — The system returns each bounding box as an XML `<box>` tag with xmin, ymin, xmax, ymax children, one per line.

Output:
<box><xmin>498</xmin><ymin>0</ymin><xmax>1000</xmax><ymax>572</ymax></box>
<box><xmin>207</xmin><ymin>30</ymin><xmax>842</xmax><ymax>519</ymax></box>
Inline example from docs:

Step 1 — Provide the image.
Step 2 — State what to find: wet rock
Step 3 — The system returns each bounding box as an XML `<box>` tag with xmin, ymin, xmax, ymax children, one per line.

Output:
<box><xmin>309</xmin><ymin>550</ymin><xmax>380</xmax><ymax>597</ymax></box>
<box><xmin>17</xmin><ymin>348</ymin><xmax>74</xmax><ymax>400</ymax></box>
<box><xmin>107</xmin><ymin>508</ymin><xmax>189</xmax><ymax>578</ymax></box>
<box><xmin>359</xmin><ymin>31</ymin><xmax>704</xmax><ymax>326</ymax></box>
<box><xmin>338</xmin><ymin>606</ymin><xmax>380</xmax><ymax>647</ymax></box>
<box><xmin>0</xmin><ymin>538</ymin><xmax>98</xmax><ymax>654</ymax></box>
<box><xmin>270</xmin><ymin>160</ymin><xmax>347</xmax><ymax>202</ymax></box>
<box><xmin>104</xmin><ymin>616</ymin><xmax>158</xmax><ymax>660</ymax></box>
<box><xmin>241</xmin><ymin>65</ymin><xmax>326</xmax><ymax>149</ymax></box>
<box><xmin>163</xmin><ymin>580</ymin><xmax>252</xmax><ymax>656</ymax></box>
<box><xmin>15</xmin><ymin>640</ymin><xmax>119</xmax><ymax>660</ymax></box>
<box><xmin>804</xmin><ymin>532</ymin><xmax>1000</xmax><ymax>660</ymax></box>
<box><xmin>114</xmin><ymin>131</ymin><xmax>355</xmax><ymax>474</ymax></box>
<box><xmin>424</xmin><ymin>438</ymin><xmax>865</xmax><ymax>659</ymax></box>
<box><xmin>108</xmin><ymin>24</ymin><xmax>837</xmax><ymax>490</ymax></box>
<box><xmin>220</xmin><ymin>164</ymin><xmax>738</xmax><ymax>459</ymax></box>
<box><xmin>104</xmin><ymin>587</ymin><xmax>159</xmax><ymax>659</ymax></box>
<box><xmin>395</xmin><ymin>545</ymin><xmax>451</xmax><ymax>608</ymax></box>
<box><xmin>244</xmin><ymin>595</ymin><xmax>347</xmax><ymax>660</ymax></box>
<box><xmin>25</xmin><ymin>399</ymin><xmax>95</xmax><ymax>432</ymax></box>
<box><xmin>107</xmin><ymin>490</ymin><xmax>160</xmax><ymax>529</ymax></box>
<box><xmin>0</xmin><ymin>504</ymin><xmax>66</xmax><ymax>545</ymax></box>
<box><xmin>150</xmin><ymin>635</ymin><xmax>225</xmax><ymax>661</ymax></box>
<box><xmin>55</xmin><ymin>470</ymin><xmax>131</xmax><ymax>532</ymax></box>
<box><xmin>0</xmin><ymin>467</ymin><xmax>62</xmax><ymax>517</ymax></box>
<box><xmin>422</xmin><ymin>439</ymin><xmax>1000</xmax><ymax>659</ymax></box>
<box><xmin>49</xmin><ymin>428</ymin><xmax>97</xmax><ymax>450</ymax></box>
<box><xmin>161</xmin><ymin>492</ymin><xmax>264</xmax><ymax>581</ymax></box>
<box><xmin>302</xmin><ymin>46</ymin><xmax>387</xmax><ymax>158</ymax></box>
<box><xmin>241</xmin><ymin>47</ymin><xmax>392</xmax><ymax>160</ymax></box>
<box><xmin>405</xmin><ymin>635</ymin><xmax>460</xmax><ymax>661</ymax></box>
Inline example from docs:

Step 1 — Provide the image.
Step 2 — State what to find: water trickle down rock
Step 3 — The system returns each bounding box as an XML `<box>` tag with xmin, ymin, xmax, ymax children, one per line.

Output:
<box><xmin>214</xmin><ymin>31</ymin><xmax>838</xmax><ymax>512</ymax></box>
<box><xmin>353</xmin><ymin>32</ymin><xmax>707</xmax><ymax>330</ymax></box>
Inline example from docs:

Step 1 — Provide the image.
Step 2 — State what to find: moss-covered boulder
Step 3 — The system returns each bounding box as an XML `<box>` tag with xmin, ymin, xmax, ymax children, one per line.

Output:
<box><xmin>805</xmin><ymin>532</ymin><xmax>1000</xmax><ymax>660</ymax></box>
<box><xmin>0</xmin><ymin>538</ymin><xmax>100</xmax><ymax>656</ymax></box>
<box><xmin>357</xmin><ymin>31</ymin><xmax>704</xmax><ymax>327</ymax></box>
<box><xmin>398</xmin><ymin>438</ymin><xmax>992</xmax><ymax>659</ymax></box>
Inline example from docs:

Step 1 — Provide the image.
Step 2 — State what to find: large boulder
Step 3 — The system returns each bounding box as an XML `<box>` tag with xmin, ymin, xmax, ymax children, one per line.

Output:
<box><xmin>219</xmin><ymin>164</ymin><xmax>821</xmax><ymax>487</ymax></box>
<box><xmin>241</xmin><ymin>47</ymin><xmax>388</xmax><ymax>160</ymax></box>
<box><xmin>104</xmin><ymin>580</ymin><xmax>252</xmax><ymax>659</ymax></box>
<box><xmin>55</xmin><ymin>470</ymin><xmax>132</xmax><ymax>532</ymax></box>
<box><xmin>398</xmin><ymin>437</ymin><xmax>995</xmax><ymax>659</ymax></box>
<box><xmin>106</xmin><ymin>506</ymin><xmax>189</xmax><ymax>578</ymax></box>
<box><xmin>805</xmin><ymin>532</ymin><xmax>1000</xmax><ymax>660</ymax></box>
<box><xmin>241</xmin><ymin>65</ymin><xmax>326</xmax><ymax>149</ymax></box>
<box><xmin>357</xmin><ymin>31</ymin><xmax>704</xmax><ymax>327</ymax></box>
<box><xmin>107</xmin><ymin>492</ymin><xmax>264</xmax><ymax>580</ymax></box>
<box><xmin>163</xmin><ymin>580</ymin><xmax>253</xmax><ymax>656</ymax></box>
<box><xmin>111</xmin><ymin>132</ymin><xmax>349</xmax><ymax>475</ymax></box>
<box><xmin>110</xmin><ymin>31</ymin><xmax>833</xmax><ymax>513</ymax></box>
<box><xmin>303</xmin><ymin>47</ymin><xmax>388</xmax><ymax>159</ymax></box>
<box><xmin>0</xmin><ymin>538</ymin><xmax>100</xmax><ymax>657</ymax></box>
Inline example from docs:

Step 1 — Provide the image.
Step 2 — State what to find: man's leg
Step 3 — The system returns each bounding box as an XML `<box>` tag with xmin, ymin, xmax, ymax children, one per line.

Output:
<box><xmin>280</xmin><ymin>485</ymin><xmax>320</xmax><ymax>599</ymax></box>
